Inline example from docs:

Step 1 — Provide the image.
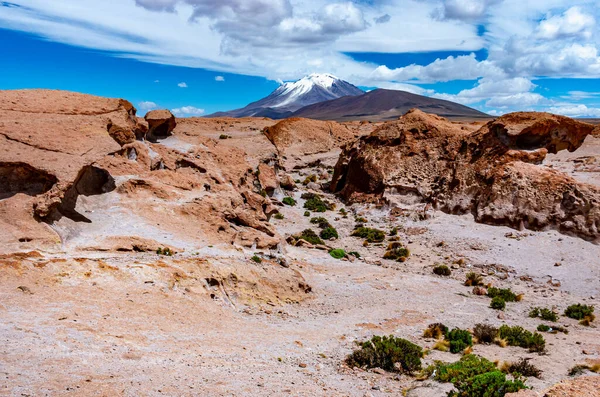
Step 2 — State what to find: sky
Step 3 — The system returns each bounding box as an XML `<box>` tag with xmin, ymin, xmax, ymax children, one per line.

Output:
<box><xmin>0</xmin><ymin>0</ymin><xmax>599</xmax><ymax>117</ymax></box>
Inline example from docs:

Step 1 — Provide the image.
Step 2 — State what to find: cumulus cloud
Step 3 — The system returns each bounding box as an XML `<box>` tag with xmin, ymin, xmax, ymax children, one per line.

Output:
<box><xmin>215</xmin><ymin>75</ymin><xmax>225</xmax><ymax>81</ymax></box>
<box><xmin>172</xmin><ymin>106</ymin><xmax>205</xmax><ymax>116</ymax></box>
<box><xmin>434</xmin><ymin>0</ymin><xmax>500</xmax><ymax>21</ymax></box>
<box><xmin>537</xmin><ymin>6</ymin><xmax>595</xmax><ymax>40</ymax></box>
<box><xmin>178</xmin><ymin>82</ymin><xmax>188</xmax><ymax>88</ymax></box>
<box><xmin>138</xmin><ymin>101</ymin><xmax>158</xmax><ymax>110</ymax></box>
<box><xmin>548</xmin><ymin>104</ymin><xmax>600</xmax><ymax>117</ymax></box>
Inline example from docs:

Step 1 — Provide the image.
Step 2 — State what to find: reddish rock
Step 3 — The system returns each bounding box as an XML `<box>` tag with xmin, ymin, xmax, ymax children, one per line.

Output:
<box><xmin>145</xmin><ymin>109</ymin><xmax>176</xmax><ymax>142</ymax></box>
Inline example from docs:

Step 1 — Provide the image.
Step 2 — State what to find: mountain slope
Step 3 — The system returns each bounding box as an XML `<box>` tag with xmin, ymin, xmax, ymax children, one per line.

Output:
<box><xmin>209</xmin><ymin>74</ymin><xmax>363</xmax><ymax>118</ymax></box>
<box><xmin>291</xmin><ymin>88</ymin><xmax>490</xmax><ymax>121</ymax></box>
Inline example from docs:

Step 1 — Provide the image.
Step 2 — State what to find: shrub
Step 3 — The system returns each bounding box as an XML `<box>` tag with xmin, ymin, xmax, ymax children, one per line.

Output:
<box><xmin>465</xmin><ymin>272</ymin><xmax>484</xmax><ymax>287</ymax></box>
<box><xmin>529</xmin><ymin>307</ymin><xmax>558</xmax><ymax>322</ymax></box>
<box><xmin>424</xmin><ymin>323</ymin><xmax>448</xmax><ymax>340</ymax></box>
<box><xmin>473</xmin><ymin>324</ymin><xmax>498</xmax><ymax>344</ymax></box>
<box><xmin>304</xmin><ymin>211</ymin><xmax>310</xmax><ymax>217</ymax></box>
<box><xmin>432</xmin><ymin>355</ymin><xmax>526</xmax><ymax>397</ymax></box>
<box><xmin>383</xmin><ymin>243</ymin><xmax>411</xmax><ymax>262</ymax></box>
<box><xmin>433</xmin><ymin>265</ymin><xmax>452</xmax><ymax>276</ymax></box>
<box><xmin>303</xmin><ymin>195</ymin><xmax>334</xmax><ymax>212</ymax></box>
<box><xmin>329</xmin><ymin>249</ymin><xmax>346</xmax><ymax>259</ymax></box>
<box><xmin>297</xmin><ymin>229</ymin><xmax>324</xmax><ymax>245</ymax></box>
<box><xmin>302</xmin><ymin>175</ymin><xmax>317</xmax><ymax>185</ymax></box>
<box><xmin>536</xmin><ymin>324</ymin><xmax>550</xmax><ymax>332</ymax></box>
<box><xmin>390</xmin><ymin>227</ymin><xmax>398</xmax><ymax>236</ymax></box>
<box><xmin>498</xmin><ymin>325</ymin><xmax>545</xmax><ymax>353</ymax></box>
<box><xmin>251</xmin><ymin>255</ymin><xmax>262</xmax><ymax>263</ymax></box>
<box><xmin>219</xmin><ymin>134</ymin><xmax>230</xmax><ymax>139</ymax></box>
<box><xmin>502</xmin><ymin>358</ymin><xmax>542</xmax><ymax>378</ymax></box>
<box><xmin>310</xmin><ymin>217</ymin><xmax>331</xmax><ymax>229</ymax></box>
<box><xmin>491</xmin><ymin>297</ymin><xmax>506</xmax><ymax>311</ymax></box>
<box><xmin>433</xmin><ymin>340</ymin><xmax>450</xmax><ymax>352</ymax></box>
<box><xmin>352</xmin><ymin>227</ymin><xmax>386</xmax><ymax>243</ymax></box>
<box><xmin>346</xmin><ymin>335</ymin><xmax>423</xmax><ymax>374</ymax></box>
<box><xmin>446</xmin><ymin>328</ymin><xmax>473</xmax><ymax>354</ymax></box>
<box><xmin>569</xmin><ymin>364</ymin><xmax>600</xmax><ymax>376</ymax></box>
<box><xmin>339</xmin><ymin>208</ymin><xmax>347</xmax><ymax>215</ymax></box>
<box><xmin>274</xmin><ymin>213</ymin><xmax>284</xmax><ymax>220</ymax></box>
<box><xmin>348</xmin><ymin>251</ymin><xmax>361</xmax><ymax>258</ymax></box>
<box><xmin>488</xmin><ymin>287</ymin><xmax>521</xmax><ymax>302</ymax></box>
<box><xmin>537</xmin><ymin>324</ymin><xmax>568</xmax><ymax>334</ymax></box>
<box><xmin>564</xmin><ymin>304</ymin><xmax>595</xmax><ymax>325</ymax></box>
<box><xmin>320</xmin><ymin>227</ymin><xmax>339</xmax><ymax>240</ymax></box>
<box><xmin>157</xmin><ymin>247</ymin><xmax>173</xmax><ymax>256</ymax></box>
<box><xmin>355</xmin><ymin>216</ymin><xmax>368</xmax><ymax>223</ymax></box>
<box><xmin>282</xmin><ymin>197</ymin><xmax>296</xmax><ymax>206</ymax></box>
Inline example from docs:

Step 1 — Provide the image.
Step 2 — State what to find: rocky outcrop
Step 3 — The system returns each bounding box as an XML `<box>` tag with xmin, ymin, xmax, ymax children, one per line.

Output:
<box><xmin>145</xmin><ymin>109</ymin><xmax>176</xmax><ymax>142</ymax></box>
<box><xmin>331</xmin><ymin>109</ymin><xmax>599</xmax><ymax>242</ymax></box>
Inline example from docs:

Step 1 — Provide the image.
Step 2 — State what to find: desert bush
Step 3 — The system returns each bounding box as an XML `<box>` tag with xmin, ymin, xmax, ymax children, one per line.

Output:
<box><xmin>464</xmin><ymin>272</ymin><xmax>484</xmax><ymax>287</ymax></box>
<box><xmin>156</xmin><ymin>247</ymin><xmax>173</xmax><ymax>256</ymax></box>
<box><xmin>302</xmin><ymin>175</ymin><xmax>317</xmax><ymax>185</ymax></box>
<box><xmin>346</xmin><ymin>335</ymin><xmax>423</xmax><ymax>374</ymax></box>
<box><xmin>355</xmin><ymin>216</ymin><xmax>368</xmax><ymax>223</ymax></box>
<box><xmin>303</xmin><ymin>195</ymin><xmax>334</xmax><ymax>212</ymax></box>
<box><xmin>502</xmin><ymin>358</ymin><xmax>542</xmax><ymax>378</ymax></box>
<box><xmin>383</xmin><ymin>242</ymin><xmax>411</xmax><ymax>262</ymax></box>
<box><xmin>498</xmin><ymin>325</ymin><xmax>545</xmax><ymax>353</ymax></box>
<box><xmin>390</xmin><ymin>227</ymin><xmax>398</xmax><ymax>236</ymax></box>
<box><xmin>304</xmin><ymin>211</ymin><xmax>310</xmax><ymax>217</ymax></box>
<box><xmin>569</xmin><ymin>364</ymin><xmax>600</xmax><ymax>376</ymax></box>
<box><xmin>564</xmin><ymin>304</ymin><xmax>595</xmax><ymax>325</ymax></box>
<box><xmin>310</xmin><ymin>217</ymin><xmax>332</xmax><ymax>229</ymax></box>
<box><xmin>274</xmin><ymin>213</ymin><xmax>284</xmax><ymax>220</ymax></box>
<box><xmin>329</xmin><ymin>249</ymin><xmax>346</xmax><ymax>259</ymax></box>
<box><xmin>537</xmin><ymin>324</ymin><xmax>568</xmax><ymax>334</ymax></box>
<box><xmin>282</xmin><ymin>197</ymin><xmax>296</xmax><ymax>206</ymax></box>
<box><xmin>446</xmin><ymin>328</ymin><xmax>473</xmax><ymax>354</ymax></box>
<box><xmin>473</xmin><ymin>324</ymin><xmax>498</xmax><ymax>344</ymax></box>
<box><xmin>320</xmin><ymin>227</ymin><xmax>339</xmax><ymax>240</ymax></box>
<box><xmin>297</xmin><ymin>229</ymin><xmax>324</xmax><ymax>245</ymax></box>
<box><xmin>219</xmin><ymin>134</ymin><xmax>230</xmax><ymax>139</ymax></box>
<box><xmin>490</xmin><ymin>297</ymin><xmax>506</xmax><ymax>311</ymax></box>
<box><xmin>339</xmin><ymin>208</ymin><xmax>347</xmax><ymax>215</ymax></box>
<box><xmin>432</xmin><ymin>355</ymin><xmax>526</xmax><ymax>397</ymax></box>
<box><xmin>352</xmin><ymin>227</ymin><xmax>386</xmax><ymax>243</ymax></box>
<box><xmin>251</xmin><ymin>255</ymin><xmax>262</xmax><ymax>263</ymax></box>
<box><xmin>433</xmin><ymin>265</ymin><xmax>452</xmax><ymax>276</ymax></box>
<box><xmin>488</xmin><ymin>287</ymin><xmax>521</xmax><ymax>302</ymax></box>
<box><xmin>433</xmin><ymin>340</ymin><xmax>450</xmax><ymax>352</ymax></box>
<box><xmin>424</xmin><ymin>323</ymin><xmax>448</xmax><ymax>339</ymax></box>
<box><xmin>347</xmin><ymin>251</ymin><xmax>361</xmax><ymax>258</ymax></box>
<box><xmin>536</xmin><ymin>324</ymin><xmax>550</xmax><ymax>332</ymax></box>
<box><xmin>529</xmin><ymin>307</ymin><xmax>558</xmax><ymax>322</ymax></box>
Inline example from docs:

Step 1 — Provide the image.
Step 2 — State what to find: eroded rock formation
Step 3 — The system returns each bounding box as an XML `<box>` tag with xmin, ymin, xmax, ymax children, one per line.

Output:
<box><xmin>331</xmin><ymin>109</ymin><xmax>600</xmax><ymax>242</ymax></box>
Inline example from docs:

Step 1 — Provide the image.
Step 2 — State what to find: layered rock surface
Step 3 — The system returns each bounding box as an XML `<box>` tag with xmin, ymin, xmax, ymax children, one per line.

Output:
<box><xmin>331</xmin><ymin>109</ymin><xmax>600</xmax><ymax>242</ymax></box>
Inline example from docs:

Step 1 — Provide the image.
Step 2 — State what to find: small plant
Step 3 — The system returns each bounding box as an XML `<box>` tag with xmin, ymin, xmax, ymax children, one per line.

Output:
<box><xmin>433</xmin><ymin>340</ymin><xmax>450</xmax><ymax>352</ymax></box>
<box><xmin>473</xmin><ymin>324</ymin><xmax>498</xmax><ymax>344</ymax></box>
<box><xmin>304</xmin><ymin>211</ymin><xmax>310</xmax><ymax>217</ymax></box>
<box><xmin>303</xmin><ymin>194</ymin><xmax>334</xmax><ymax>212</ymax></box>
<box><xmin>251</xmin><ymin>255</ymin><xmax>262</xmax><ymax>263</ymax></box>
<box><xmin>383</xmin><ymin>242</ymin><xmax>411</xmax><ymax>262</ymax></box>
<box><xmin>339</xmin><ymin>208</ymin><xmax>347</xmax><ymax>215</ymax></box>
<box><xmin>569</xmin><ymin>364</ymin><xmax>600</xmax><ymax>376</ymax></box>
<box><xmin>446</xmin><ymin>328</ymin><xmax>473</xmax><ymax>354</ymax></box>
<box><xmin>490</xmin><ymin>297</ymin><xmax>506</xmax><ymax>311</ymax></box>
<box><xmin>355</xmin><ymin>216</ymin><xmax>367</xmax><ymax>223</ymax></box>
<box><xmin>156</xmin><ymin>247</ymin><xmax>173</xmax><ymax>256</ymax></box>
<box><xmin>529</xmin><ymin>307</ymin><xmax>558</xmax><ymax>322</ymax></box>
<box><xmin>498</xmin><ymin>325</ymin><xmax>545</xmax><ymax>353</ymax></box>
<box><xmin>320</xmin><ymin>227</ymin><xmax>339</xmax><ymax>240</ymax></box>
<box><xmin>302</xmin><ymin>174</ymin><xmax>318</xmax><ymax>185</ymax></box>
<box><xmin>352</xmin><ymin>227</ymin><xmax>386</xmax><ymax>243</ymax></box>
<box><xmin>488</xmin><ymin>287</ymin><xmax>522</xmax><ymax>302</ymax></box>
<box><xmin>297</xmin><ymin>229</ymin><xmax>324</xmax><ymax>245</ymax></box>
<box><xmin>282</xmin><ymin>197</ymin><xmax>297</xmax><ymax>206</ymax></box>
<box><xmin>465</xmin><ymin>272</ymin><xmax>484</xmax><ymax>287</ymax></box>
<box><xmin>502</xmin><ymin>358</ymin><xmax>542</xmax><ymax>378</ymax></box>
<box><xmin>536</xmin><ymin>324</ymin><xmax>569</xmax><ymax>334</ymax></box>
<box><xmin>346</xmin><ymin>335</ymin><xmax>423</xmax><ymax>374</ymax></box>
<box><xmin>310</xmin><ymin>217</ymin><xmax>332</xmax><ymax>229</ymax></box>
<box><xmin>536</xmin><ymin>324</ymin><xmax>550</xmax><ymax>332</ymax></box>
<box><xmin>219</xmin><ymin>134</ymin><xmax>230</xmax><ymax>139</ymax></box>
<box><xmin>433</xmin><ymin>265</ymin><xmax>451</xmax><ymax>276</ymax></box>
<box><xmin>390</xmin><ymin>227</ymin><xmax>398</xmax><ymax>236</ymax></box>
<box><xmin>329</xmin><ymin>249</ymin><xmax>346</xmax><ymax>259</ymax></box>
<box><xmin>424</xmin><ymin>323</ymin><xmax>448</xmax><ymax>339</ymax></box>
<box><xmin>564</xmin><ymin>304</ymin><xmax>595</xmax><ymax>325</ymax></box>
<box><xmin>347</xmin><ymin>251</ymin><xmax>361</xmax><ymax>258</ymax></box>
<box><xmin>274</xmin><ymin>213</ymin><xmax>284</xmax><ymax>220</ymax></box>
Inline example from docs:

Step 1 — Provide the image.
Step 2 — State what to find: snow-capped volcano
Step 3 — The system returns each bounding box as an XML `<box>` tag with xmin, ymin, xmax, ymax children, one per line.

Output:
<box><xmin>208</xmin><ymin>73</ymin><xmax>363</xmax><ymax>119</ymax></box>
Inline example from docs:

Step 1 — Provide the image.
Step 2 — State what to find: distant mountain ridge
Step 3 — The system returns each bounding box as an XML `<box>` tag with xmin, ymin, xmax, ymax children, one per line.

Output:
<box><xmin>208</xmin><ymin>73</ymin><xmax>364</xmax><ymax>118</ymax></box>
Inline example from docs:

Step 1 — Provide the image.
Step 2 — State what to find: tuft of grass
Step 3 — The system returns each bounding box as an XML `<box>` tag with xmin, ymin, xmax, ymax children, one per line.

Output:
<box><xmin>564</xmin><ymin>304</ymin><xmax>595</xmax><ymax>325</ymax></box>
<box><xmin>346</xmin><ymin>335</ymin><xmax>423</xmax><ymax>374</ymax></box>
<box><xmin>320</xmin><ymin>226</ymin><xmax>339</xmax><ymax>240</ymax></box>
<box><xmin>424</xmin><ymin>323</ymin><xmax>448</xmax><ymax>340</ymax></box>
<box><xmin>282</xmin><ymin>197</ymin><xmax>297</xmax><ymax>206</ymax></box>
<box><xmin>487</xmin><ymin>287</ymin><xmax>521</xmax><ymax>302</ymax></box>
<box><xmin>274</xmin><ymin>213</ymin><xmax>284</xmax><ymax>220</ymax></box>
<box><xmin>390</xmin><ymin>227</ymin><xmax>398</xmax><ymax>236</ymax></box>
<box><xmin>302</xmin><ymin>175</ymin><xmax>317</xmax><ymax>185</ymax></box>
<box><xmin>473</xmin><ymin>324</ymin><xmax>498</xmax><ymax>344</ymax></box>
<box><xmin>297</xmin><ymin>229</ymin><xmax>324</xmax><ymax>245</ymax></box>
<box><xmin>383</xmin><ymin>242</ymin><xmax>411</xmax><ymax>262</ymax></box>
<box><xmin>310</xmin><ymin>217</ymin><xmax>332</xmax><ymax>229</ymax></box>
<box><xmin>465</xmin><ymin>272</ymin><xmax>484</xmax><ymax>287</ymax></box>
<box><xmin>303</xmin><ymin>194</ymin><xmax>334</xmax><ymax>212</ymax></box>
<box><xmin>348</xmin><ymin>251</ymin><xmax>361</xmax><ymax>258</ymax></box>
<box><xmin>251</xmin><ymin>255</ymin><xmax>262</xmax><ymax>263</ymax></box>
<box><xmin>501</xmin><ymin>358</ymin><xmax>542</xmax><ymax>378</ymax></box>
<box><xmin>490</xmin><ymin>297</ymin><xmax>506</xmax><ymax>311</ymax></box>
<box><xmin>304</xmin><ymin>211</ymin><xmax>311</xmax><ymax>217</ymax></box>
<box><xmin>529</xmin><ymin>307</ymin><xmax>558</xmax><ymax>322</ymax></box>
<box><xmin>433</xmin><ymin>265</ymin><xmax>452</xmax><ymax>276</ymax></box>
<box><xmin>498</xmin><ymin>325</ymin><xmax>545</xmax><ymax>353</ymax></box>
<box><xmin>569</xmin><ymin>364</ymin><xmax>600</xmax><ymax>376</ymax></box>
<box><xmin>355</xmin><ymin>216</ymin><xmax>368</xmax><ymax>223</ymax></box>
<box><xmin>156</xmin><ymin>247</ymin><xmax>173</xmax><ymax>256</ymax></box>
<box><xmin>352</xmin><ymin>227</ymin><xmax>386</xmax><ymax>243</ymax></box>
<box><xmin>329</xmin><ymin>249</ymin><xmax>346</xmax><ymax>260</ymax></box>
<box><xmin>433</xmin><ymin>340</ymin><xmax>450</xmax><ymax>352</ymax></box>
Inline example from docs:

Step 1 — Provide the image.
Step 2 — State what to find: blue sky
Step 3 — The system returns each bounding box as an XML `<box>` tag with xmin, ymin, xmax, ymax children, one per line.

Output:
<box><xmin>0</xmin><ymin>0</ymin><xmax>599</xmax><ymax>117</ymax></box>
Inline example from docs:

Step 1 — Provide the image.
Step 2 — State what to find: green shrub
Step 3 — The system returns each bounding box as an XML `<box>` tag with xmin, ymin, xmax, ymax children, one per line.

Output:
<box><xmin>390</xmin><ymin>227</ymin><xmax>398</xmax><ymax>236</ymax></box>
<box><xmin>529</xmin><ymin>307</ymin><xmax>558</xmax><ymax>322</ymax></box>
<box><xmin>274</xmin><ymin>213</ymin><xmax>284</xmax><ymax>220</ymax></box>
<box><xmin>304</xmin><ymin>211</ymin><xmax>310</xmax><ymax>217</ymax></box>
<box><xmin>351</xmin><ymin>227</ymin><xmax>385</xmax><ymax>243</ymax></box>
<box><xmin>302</xmin><ymin>175</ymin><xmax>317</xmax><ymax>185</ymax></box>
<box><xmin>251</xmin><ymin>255</ymin><xmax>262</xmax><ymax>263</ymax></box>
<box><xmin>473</xmin><ymin>324</ymin><xmax>498</xmax><ymax>344</ymax></box>
<box><xmin>303</xmin><ymin>194</ymin><xmax>334</xmax><ymax>212</ymax></box>
<box><xmin>488</xmin><ymin>287</ymin><xmax>521</xmax><ymax>302</ymax></box>
<box><xmin>536</xmin><ymin>324</ymin><xmax>568</xmax><ymax>334</ymax></box>
<box><xmin>348</xmin><ymin>251</ymin><xmax>361</xmax><ymax>258</ymax></box>
<box><xmin>355</xmin><ymin>216</ymin><xmax>368</xmax><ymax>223</ymax></box>
<box><xmin>498</xmin><ymin>325</ymin><xmax>545</xmax><ymax>353</ymax></box>
<box><xmin>450</xmin><ymin>370</ymin><xmax>527</xmax><ymax>397</ymax></box>
<box><xmin>282</xmin><ymin>197</ymin><xmax>296</xmax><ymax>206</ymax></box>
<box><xmin>423</xmin><ymin>323</ymin><xmax>448</xmax><ymax>339</ymax></box>
<box><xmin>156</xmin><ymin>247</ymin><xmax>173</xmax><ymax>256</ymax></box>
<box><xmin>464</xmin><ymin>272</ymin><xmax>484</xmax><ymax>287</ymax></box>
<box><xmin>537</xmin><ymin>324</ymin><xmax>550</xmax><ymax>332</ymax></box>
<box><xmin>383</xmin><ymin>242</ymin><xmax>411</xmax><ymax>262</ymax></box>
<box><xmin>339</xmin><ymin>208</ymin><xmax>347</xmax><ymax>215</ymax></box>
<box><xmin>564</xmin><ymin>304</ymin><xmax>595</xmax><ymax>323</ymax></box>
<box><xmin>433</xmin><ymin>265</ymin><xmax>451</xmax><ymax>276</ymax></box>
<box><xmin>320</xmin><ymin>227</ymin><xmax>339</xmax><ymax>240</ymax></box>
<box><xmin>569</xmin><ymin>364</ymin><xmax>600</xmax><ymax>376</ymax></box>
<box><xmin>491</xmin><ymin>297</ymin><xmax>506</xmax><ymax>311</ymax></box>
<box><xmin>346</xmin><ymin>335</ymin><xmax>423</xmax><ymax>374</ymax></box>
<box><xmin>219</xmin><ymin>134</ymin><xmax>230</xmax><ymax>139</ymax></box>
<box><xmin>310</xmin><ymin>217</ymin><xmax>331</xmax><ymax>229</ymax></box>
<box><xmin>329</xmin><ymin>249</ymin><xmax>346</xmax><ymax>259</ymax></box>
<box><xmin>446</xmin><ymin>328</ymin><xmax>473</xmax><ymax>354</ymax></box>
<box><xmin>297</xmin><ymin>229</ymin><xmax>324</xmax><ymax>245</ymax></box>
<box><xmin>503</xmin><ymin>358</ymin><xmax>541</xmax><ymax>378</ymax></box>
<box><xmin>433</xmin><ymin>354</ymin><xmax>497</xmax><ymax>384</ymax></box>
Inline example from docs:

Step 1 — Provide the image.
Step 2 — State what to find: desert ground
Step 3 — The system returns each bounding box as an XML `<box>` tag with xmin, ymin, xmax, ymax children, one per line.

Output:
<box><xmin>1</xmin><ymin>90</ymin><xmax>599</xmax><ymax>397</ymax></box>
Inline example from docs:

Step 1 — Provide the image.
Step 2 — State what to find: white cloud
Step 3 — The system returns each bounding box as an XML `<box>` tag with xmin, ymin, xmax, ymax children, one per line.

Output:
<box><xmin>562</xmin><ymin>91</ymin><xmax>600</xmax><ymax>100</ymax></box>
<box><xmin>172</xmin><ymin>106</ymin><xmax>205</xmax><ymax>116</ymax></box>
<box><xmin>215</xmin><ymin>75</ymin><xmax>225</xmax><ymax>82</ymax></box>
<box><xmin>178</xmin><ymin>82</ymin><xmax>188</xmax><ymax>88</ymax></box>
<box><xmin>548</xmin><ymin>104</ymin><xmax>600</xmax><ymax>117</ymax></box>
<box><xmin>537</xmin><ymin>6</ymin><xmax>595</xmax><ymax>40</ymax></box>
<box><xmin>138</xmin><ymin>101</ymin><xmax>158</xmax><ymax>110</ymax></box>
<box><xmin>434</xmin><ymin>0</ymin><xmax>501</xmax><ymax>22</ymax></box>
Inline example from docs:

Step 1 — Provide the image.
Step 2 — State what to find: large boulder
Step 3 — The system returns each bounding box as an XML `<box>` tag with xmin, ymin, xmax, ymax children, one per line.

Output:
<box><xmin>145</xmin><ymin>109</ymin><xmax>176</xmax><ymax>142</ymax></box>
<box><xmin>331</xmin><ymin>109</ymin><xmax>600</xmax><ymax>242</ymax></box>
